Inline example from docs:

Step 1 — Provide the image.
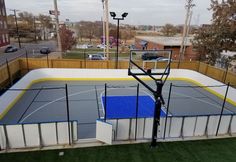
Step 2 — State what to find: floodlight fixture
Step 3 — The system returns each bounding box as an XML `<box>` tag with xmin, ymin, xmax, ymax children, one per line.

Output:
<box><xmin>110</xmin><ymin>12</ymin><xmax>116</xmax><ymax>18</ymax></box>
<box><xmin>122</xmin><ymin>12</ymin><xmax>128</xmax><ymax>18</ymax></box>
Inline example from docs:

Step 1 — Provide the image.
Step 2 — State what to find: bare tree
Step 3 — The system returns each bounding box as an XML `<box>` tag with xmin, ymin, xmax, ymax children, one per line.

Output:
<box><xmin>161</xmin><ymin>24</ymin><xmax>177</xmax><ymax>36</ymax></box>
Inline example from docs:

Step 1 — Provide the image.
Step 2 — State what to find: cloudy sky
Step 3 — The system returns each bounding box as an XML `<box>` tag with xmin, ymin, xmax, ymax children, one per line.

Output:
<box><xmin>5</xmin><ymin>0</ymin><xmax>213</xmax><ymax>25</ymax></box>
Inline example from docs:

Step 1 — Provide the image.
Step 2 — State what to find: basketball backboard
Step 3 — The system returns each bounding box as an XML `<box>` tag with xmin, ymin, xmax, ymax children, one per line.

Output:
<box><xmin>128</xmin><ymin>50</ymin><xmax>172</xmax><ymax>76</ymax></box>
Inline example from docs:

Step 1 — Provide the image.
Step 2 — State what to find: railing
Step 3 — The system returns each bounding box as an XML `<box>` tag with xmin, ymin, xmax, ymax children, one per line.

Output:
<box><xmin>0</xmin><ymin>121</ymin><xmax>77</xmax><ymax>151</ymax></box>
<box><xmin>105</xmin><ymin>114</ymin><xmax>236</xmax><ymax>142</ymax></box>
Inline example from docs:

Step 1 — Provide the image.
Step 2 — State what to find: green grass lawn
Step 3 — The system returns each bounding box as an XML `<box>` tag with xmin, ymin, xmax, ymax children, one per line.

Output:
<box><xmin>1</xmin><ymin>138</ymin><xmax>236</xmax><ymax>162</ymax></box>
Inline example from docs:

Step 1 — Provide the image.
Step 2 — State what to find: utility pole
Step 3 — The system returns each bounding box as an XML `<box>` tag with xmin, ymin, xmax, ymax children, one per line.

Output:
<box><xmin>182</xmin><ymin>11</ymin><xmax>193</xmax><ymax>58</ymax></box>
<box><xmin>53</xmin><ymin>0</ymin><xmax>62</xmax><ymax>57</ymax></box>
<box><xmin>33</xmin><ymin>16</ymin><xmax>37</xmax><ymax>43</ymax></box>
<box><xmin>104</xmin><ymin>0</ymin><xmax>110</xmax><ymax>59</ymax></box>
<box><xmin>178</xmin><ymin>0</ymin><xmax>195</xmax><ymax>67</ymax></box>
<box><xmin>10</xmin><ymin>9</ymin><xmax>21</xmax><ymax>48</ymax></box>
<box><xmin>102</xmin><ymin>0</ymin><xmax>106</xmax><ymax>54</ymax></box>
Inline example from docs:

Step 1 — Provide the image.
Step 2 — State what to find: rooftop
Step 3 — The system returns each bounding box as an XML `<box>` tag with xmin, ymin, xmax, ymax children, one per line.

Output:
<box><xmin>136</xmin><ymin>36</ymin><xmax>193</xmax><ymax>46</ymax></box>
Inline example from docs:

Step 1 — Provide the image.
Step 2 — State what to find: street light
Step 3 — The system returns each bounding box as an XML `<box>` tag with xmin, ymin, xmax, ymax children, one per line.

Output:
<box><xmin>110</xmin><ymin>12</ymin><xmax>128</xmax><ymax>69</ymax></box>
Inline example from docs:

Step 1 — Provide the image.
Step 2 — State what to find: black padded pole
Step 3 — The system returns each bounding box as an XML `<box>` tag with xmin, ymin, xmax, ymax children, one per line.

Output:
<box><xmin>151</xmin><ymin>98</ymin><xmax>162</xmax><ymax>147</ymax></box>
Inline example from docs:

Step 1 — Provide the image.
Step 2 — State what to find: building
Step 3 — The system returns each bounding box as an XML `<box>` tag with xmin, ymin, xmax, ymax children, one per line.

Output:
<box><xmin>135</xmin><ymin>36</ymin><xmax>199</xmax><ymax>60</ymax></box>
<box><xmin>0</xmin><ymin>0</ymin><xmax>10</xmax><ymax>47</ymax></box>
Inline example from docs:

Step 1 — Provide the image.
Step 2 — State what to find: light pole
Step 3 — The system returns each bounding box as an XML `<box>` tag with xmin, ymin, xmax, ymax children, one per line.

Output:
<box><xmin>110</xmin><ymin>12</ymin><xmax>128</xmax><ymax>69</ymax></box>
<box><xmin>53</xmin><ymin>0</ymin><xmax>62</xmax><ymax>57</ymax></box>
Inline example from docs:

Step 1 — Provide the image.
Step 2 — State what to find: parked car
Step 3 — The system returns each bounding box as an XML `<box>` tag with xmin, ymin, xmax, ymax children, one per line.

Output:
<box><xmin>97</xmin><ymin>44</ymin><xmax>106</xmax><ymax>49</ymax></box>
<box><xmin>87</xmin><ymin>44</ymin><xmax>93</xmax><ymax>48</ymax></box>
<box><xmin>4</xmin><ymin>46</ymin><xmax>18</xmax><ymax>53</ymax></box>
<box><xmin>76</xmin><ymin>44</ymin><xmax>93</xmax><ymax>49</ymax></box>
<box><xmin>88</xmin><ymin>53</ymin><xmax>107</xmax><ymax>60</ymax></box>
<box><xmin>40</xmin><ymin>47</ymin><xmax>51</xmax><ymax>54</ymax></box>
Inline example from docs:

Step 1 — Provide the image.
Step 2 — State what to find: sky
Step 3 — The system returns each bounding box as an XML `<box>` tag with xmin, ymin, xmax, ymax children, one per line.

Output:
<box><xmin>5</xmin><ymin>0</ymin><xmax>213</xmax><ymax>26</ymax></box>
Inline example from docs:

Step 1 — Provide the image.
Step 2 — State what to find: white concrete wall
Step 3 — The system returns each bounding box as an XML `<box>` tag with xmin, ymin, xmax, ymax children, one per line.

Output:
<box><xmin>0</xmin><ymin>69</ymin><xmax>235</xmax><ymax>118</ymax></box>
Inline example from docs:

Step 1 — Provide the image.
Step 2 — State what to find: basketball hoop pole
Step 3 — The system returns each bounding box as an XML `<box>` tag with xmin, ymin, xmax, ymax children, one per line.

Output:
<box><xmin>151</xmin><ymin>98</ymin><xmax>162</xmax><ymax>147</ymax></box>
<box><xmin>151</xmin><ymin>82</ymin><xmax>164</xmax><ymax>147</ymax></box>
<box><xmin>128</xmin><ymin>49</ymin><xmax>172</xmax><ymax>148</ymax></box>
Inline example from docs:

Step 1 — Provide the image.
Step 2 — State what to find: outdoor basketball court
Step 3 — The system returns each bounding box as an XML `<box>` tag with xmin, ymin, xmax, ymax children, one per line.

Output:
<box><xmin>0</xmin><ymin>79</ymin><xmax>235</xmax><ymax>139</ymax></box>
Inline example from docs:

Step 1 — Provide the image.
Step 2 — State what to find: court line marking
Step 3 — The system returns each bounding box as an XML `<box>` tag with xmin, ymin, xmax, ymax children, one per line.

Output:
<box><xmin>19</xmin><ymin>88</ymin><xmax>104</xmax><ymax>123</ymax></box>
<box><xmin>2</xmin><ymin>77</ymin><xmax>235</xmax><ymax>120</ymax></box>
<box><xmin>19</xmin><ymin>85</ymin><xmax>233</xmax><ymax>123</ymax></box>
<box><xmin>17</xmin><ymin>85</ymin><xmax>233</xmax><ymax>123</ymax></box>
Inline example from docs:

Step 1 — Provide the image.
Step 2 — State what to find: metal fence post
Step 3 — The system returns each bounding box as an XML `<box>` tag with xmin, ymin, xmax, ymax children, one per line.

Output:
<box><xmin>104</xmin><ymin>83</ymin><xmax>107</xmax><ymax>121</ymax></box>
<box><xmin>6</xmin><ymin>59</ymin><xmax>13</xmax><ymax>86</ymax></box>
<box><xmin>3</xmin><ymin>125</ymin><xmax>9</xmax><ymax>150</ymax></box>
<box><xmin>95</xmin><ymin>86</ymin><xmax>100</xmax><ymax>119</ymax></box>
<box><xmin>22</xmin><ymin>124</ymin><xmax>26</xmax><ymax>147</ymax></box>
<box><xmin>55</xmin><ymin>122</ymin><xmax>59</xmax><ymax>144</ymax></box>
<box><xmin>65</xmin><ymin>84</ymin><xmax>71</xmax><ymax>145</ymax></box>
<box><xmin>205</xmin><ymin>116</ymin><xmax>210</xmax><ymax>138</ymax></box>
<box><xmin>198</xmin><ymin>61</ymin><xmax>201</xmax><ymax>72</ymax></box>
<box><xmin>228</xmin><ymin>115</ymin><xmax>233</xmax><ymax>136</ymax></box>
<box><xmin>38</xmin><ymin>123</ymin><xmax>42</xmax><ymax>148</ymax></box>
<box><xmin>83</xmin><ymin>49</ymin><xmax>86</xmax><ymax>68</ymax></box>
<box><xmin>25</xmin><ymin>48</ymin><xmax>29</xmax><ymax>72</ymax></box>
<box><xmin>135</xmin><ymin>84</ymin><xmax>139</xmax><ymax>141</ymax></box>
<box><xmin>223</xmin><ymin>66</ymin><xmax>229</xmax><ymax>83</ymax></box>
<box><xmin>163</xmin><ymin>83</ymin><xmax>172</xmax><ymax>140</ymax></box>
<box><xmin>216</xmin><ymin>82</ymin><xmax>230</xmax><ymax>136</ymax></box>
<box><xmin>46</xmin><ymin>54</ymin><xmax>49</xmax><ymax>68</ymax></box>
<box><xmin>180</xmin><ymin>117</ymin><xmax>185</xmax><ymax>139</ymax></box>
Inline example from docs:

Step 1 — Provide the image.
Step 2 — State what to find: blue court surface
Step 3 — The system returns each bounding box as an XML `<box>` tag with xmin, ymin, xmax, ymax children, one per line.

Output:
<box><xmin>102</xmin><ymin>96</ymin><xmax>166</xmax><ymax>119</ymax></box>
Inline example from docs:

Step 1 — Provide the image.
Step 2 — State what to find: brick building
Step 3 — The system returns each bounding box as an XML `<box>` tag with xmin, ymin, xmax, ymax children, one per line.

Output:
<box><xmin>135</xmin><ymin>36</ymin><xmax>199</xmax><ymax>60</ymax></box>
<box><xmin>0</xmin><ymin>0</ymin><xmax>10</xmax><ymax>47</ymax></box>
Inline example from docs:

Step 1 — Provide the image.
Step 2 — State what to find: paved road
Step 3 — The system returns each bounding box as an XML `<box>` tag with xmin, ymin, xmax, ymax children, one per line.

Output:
<box><xmin>0</xmin><ymin>40</ymin><xmax>57</xmax><ymax>66</ymax></box>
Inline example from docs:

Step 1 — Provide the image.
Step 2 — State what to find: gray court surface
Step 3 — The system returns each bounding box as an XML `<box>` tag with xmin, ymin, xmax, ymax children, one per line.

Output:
<box><xmin>0</xmin><ymin>80</ymin><xmax>235</xmax><ymax>139</ymax></box>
